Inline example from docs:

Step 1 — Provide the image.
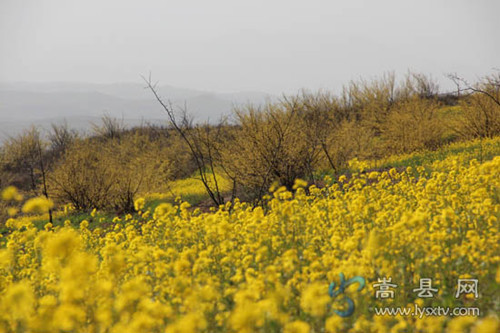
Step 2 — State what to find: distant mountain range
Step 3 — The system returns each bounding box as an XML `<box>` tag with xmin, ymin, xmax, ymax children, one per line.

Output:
<box><xmin>0</xmin><ymin>82</ymin><xmax>273</xmax><ymax>141</ymax></box>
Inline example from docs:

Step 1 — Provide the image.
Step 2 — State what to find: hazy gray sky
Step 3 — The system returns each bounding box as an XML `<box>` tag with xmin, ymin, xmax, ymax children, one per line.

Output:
<box><xmin>1</xmin><ymin>0</ymin><xmax>498</xmax><ymax>94</ymax></box>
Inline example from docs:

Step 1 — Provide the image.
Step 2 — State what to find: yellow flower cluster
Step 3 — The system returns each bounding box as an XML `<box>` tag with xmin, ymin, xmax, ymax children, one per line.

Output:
<box><xmin>147</xmin><ymin>174</ymin><xmax>233</xmax><ymax>204</ymax></box>
<box><xmin>21</xmin><ymin>197</ymin><xmax>54</xmax><ymax>214</ymax></box>
<box><xmin>1</xmin><ymin>186</ymin><xmax>23</xmax><ymax>202</ymax></box>
<box><xmin>0</xmin><ymin>149</ymin><xmax>499</xmax><ymax>332</ymax></box>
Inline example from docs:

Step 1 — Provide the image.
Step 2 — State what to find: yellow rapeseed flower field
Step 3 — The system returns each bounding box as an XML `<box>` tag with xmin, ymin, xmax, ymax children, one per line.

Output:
<box><xmin>0</xmin><ymin>139</ymin><xmax>499</xmax><ymax>332</ymax></box>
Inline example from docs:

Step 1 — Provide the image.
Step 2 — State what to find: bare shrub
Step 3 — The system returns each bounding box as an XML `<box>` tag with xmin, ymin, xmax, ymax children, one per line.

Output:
<box><xmin>450</xmin><ymin>73</ymin><xmax>500</xmax><ymax>139</ymax></box>
<box><xmin>381</xmin><ymin>97</ymin><xmax>444</xmax><ymax>153</ymax></box>
<box><xmin>48</xmin><ymin>134</ymin><xmax>172</xmax><ymax>213</ymax></box>
<box><xmin>91</xmin><ymin>115</ymin><xmax>126</xmax><ymax>141</ymax></box>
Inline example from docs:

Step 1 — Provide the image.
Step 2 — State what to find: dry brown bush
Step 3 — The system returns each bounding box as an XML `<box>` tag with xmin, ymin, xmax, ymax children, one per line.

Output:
<box><xmin>455</xmin><ymin>75</ymin><xmax>500</xmax><ymax>139</ymax></box>
<box><xmin>381</xmin><ymin>97</ymin><xmax>444</xmax><ymax>154</ymax></box>
<box><xmin>220</xmin><ymin>99</ymin><xmax>313</xmax><ymax>198</ymax></box>
<box><xmin>47</xmin><ymin>133</ymin><xmax>176</xmax><ymax>213</ymax></box>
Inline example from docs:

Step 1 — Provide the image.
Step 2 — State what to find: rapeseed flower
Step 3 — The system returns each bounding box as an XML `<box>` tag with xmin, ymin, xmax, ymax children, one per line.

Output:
<box><xmin>0</xmin><ymin>139</ymin><xmax>498</xmax><ymax>332</ymax></box>
<box><xmin>21</xmin><ymin>196</ymin><xmax>54</xmax><ymax>214</ymax></box>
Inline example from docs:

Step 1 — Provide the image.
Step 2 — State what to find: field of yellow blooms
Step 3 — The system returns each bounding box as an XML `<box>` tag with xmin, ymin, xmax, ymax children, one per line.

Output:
<box><xmin>1</xmin><ymin>139</ymin><xmax>499</xmax><ymax>332</ymax></box>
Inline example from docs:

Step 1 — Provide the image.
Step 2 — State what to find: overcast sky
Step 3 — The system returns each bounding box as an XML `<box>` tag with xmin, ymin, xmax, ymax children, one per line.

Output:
<box><xmin>0</xmin><ymin>0</ymin><xmax>498</xmax><ymax>94</ymax></box>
